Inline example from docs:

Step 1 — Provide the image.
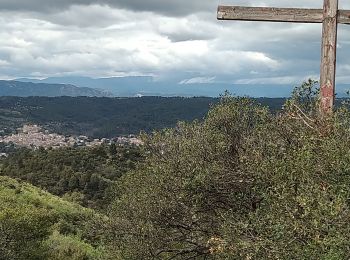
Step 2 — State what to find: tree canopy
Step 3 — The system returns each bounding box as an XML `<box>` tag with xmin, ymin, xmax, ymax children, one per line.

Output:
<box><xmin>107</xmin><ymin>80</ymin><xmax>350</xmax><ymax>259</ymax></box>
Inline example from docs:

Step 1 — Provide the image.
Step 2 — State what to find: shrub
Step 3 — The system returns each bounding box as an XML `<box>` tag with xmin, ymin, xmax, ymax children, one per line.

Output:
<box><xmin>107</xmin><ymin>81</ymin><xmax>350</xmax><ymax>259</ymax></box>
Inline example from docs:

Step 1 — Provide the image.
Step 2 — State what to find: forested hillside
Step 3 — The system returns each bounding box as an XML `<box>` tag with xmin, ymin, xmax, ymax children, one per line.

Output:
<box><xmin>0</xmin><ymin>176</ymin><xmax>107</xmax><ymax>259</ymax></box>
<box><xmin>0</xmin><ymin>145</ymin><xmax>142</xmax><ymax>209</ymax></box>
<box><xmin>0</xmin><ymin>80</ymin><xmax>111</xmax><ymax>97</ymax></box>
<box><xmin>0</xmin><ymin>96</ymin><xmax>286</xmax><ymax>138</ymax></box>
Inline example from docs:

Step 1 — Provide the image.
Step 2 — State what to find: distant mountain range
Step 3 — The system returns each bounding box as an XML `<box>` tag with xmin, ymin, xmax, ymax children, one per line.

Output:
<box><xmin>16</xmin><ymin>76</ymin><xmax>155</xmax><ymax>97</ymax></box>
<box><xmin>16</xmin><ymin>76</ymin><xmax>296</xmax><ymax>97</ymax></box>
<box><xmin>0</xmin><ymin>80</ymin><xmax>112</xmax><ymax>97</ymax></box>
<box><xmin>12</xmin><ymin>76</ymin><xmax>350</xmax><ymax>98</ymax></box>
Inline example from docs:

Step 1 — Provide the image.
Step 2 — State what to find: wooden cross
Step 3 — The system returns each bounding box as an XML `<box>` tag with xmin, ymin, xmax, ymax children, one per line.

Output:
<box><xmin>217</xmin><ymin>0</ymin><xmax>350</xmax><ymax>115</ymax></box>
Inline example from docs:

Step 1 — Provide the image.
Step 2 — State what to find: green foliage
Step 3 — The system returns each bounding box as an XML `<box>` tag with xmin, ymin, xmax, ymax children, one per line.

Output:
<box><xmin>288</xmin><ymin>78</ymin><xmax>320</xmax><ymax>114</ymax></box>
<box><xmin>0</xmin><ymin>176</ymin><xmax>106</xmax><ymax>260</ymax></box>
<box><xmin>44</xmin><ymin>231</ymin><xmax>105</xmax><ymax>260</ymax></box>
<box><xmin>0</xmin><ymin>145</ymin><xmax>142</xmax><ymax>209</ymax></box>
<box><xmin>0</xmin><ymin>204</ymin><xmax>53</xmax><ymax>259</ymax></box>
<box><xmin>4</xmin><ymin>82</ymin><xmax>350</xmax><ymax>259</ymax></box>
<box><xmin>0</xmin><ymin>96</ymin><xmax>218</xmax><ymax>138</ymax></box>
<box><xmin>0</xmin><ymin>96</ymin><xmax>287</xmax><ymax>138</ymax></box>
<box><xmin>106</xmin><ymin>82</ymin><xmax>350</xmax><ymax>259</ymax></box>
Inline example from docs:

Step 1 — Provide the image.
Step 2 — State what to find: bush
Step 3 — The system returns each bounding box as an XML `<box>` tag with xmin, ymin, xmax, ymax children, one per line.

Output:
<box><xmin>0</xmin><ymin>207</ymin><xmax>54</xmax><ymax>259</ymax></box>
<box><xmin>107</xmin><ymin>81</ymin><xmax>350</xmax><ymax>259</ymax></box>
<box><xmin>0</xmin><ymin>176</ymin><xmax>108</xmax><ymax>260</ymax></box>
<box><xmin>43</xmin><ymin>231</ymin><xmax>106</xmax><ymax>260</ymax></box>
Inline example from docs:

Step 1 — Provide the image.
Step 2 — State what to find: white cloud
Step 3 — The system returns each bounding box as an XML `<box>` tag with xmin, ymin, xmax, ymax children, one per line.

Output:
<box><xmin>0</xmin><ymin>59</ymin><xmax>10</xmax><ymax>66</ymax></box>
<box><xmin>235</xmin><ymin>76</ymin><xmax>306</xmax><ymax>85</ymax></box>
<box><xmin>0</xmin><ymin>0</ymin><xmax>349</xmax><ymax>88</ymax></box>
<box><xmin>179</xmin><ymin>76</ymin><xmax>216</xmax><ymax>84</ymax></box>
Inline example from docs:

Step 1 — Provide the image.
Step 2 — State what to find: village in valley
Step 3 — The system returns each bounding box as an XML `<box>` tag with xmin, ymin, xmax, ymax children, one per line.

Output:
<box><xmin>0</xmin><ymin>124</ymin><xmax>143</xmax><ymax>154</ymax></box>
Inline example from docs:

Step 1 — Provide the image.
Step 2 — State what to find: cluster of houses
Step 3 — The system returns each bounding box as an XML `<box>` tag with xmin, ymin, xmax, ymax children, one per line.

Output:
<box><xmin>0</xmin><ymin>124</ymin><xmax>143</xmax><ymax>150</ymax></box>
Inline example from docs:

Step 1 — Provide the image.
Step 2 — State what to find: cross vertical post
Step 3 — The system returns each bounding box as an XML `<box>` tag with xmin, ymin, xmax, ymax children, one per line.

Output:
<box><xmin>217</xmin><ymin>0</ymin><xmax>350</xmax><ymax>116</ymax></box>
<box><xmin>320</xmin><ymin>0</ymin><xmax>338</xmax><ymax>115</ymax></box>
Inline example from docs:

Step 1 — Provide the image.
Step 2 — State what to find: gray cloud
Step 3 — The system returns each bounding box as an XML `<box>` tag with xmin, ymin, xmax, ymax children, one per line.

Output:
<box><xmin>105</xmin><ymin>0</ymin><xmax>216</xmax><ymax>16</ymax></box>
<box><xmin>0</xmin><ymin>0</ymin><xmax>88</xmax><ymax>12</ymax></box>
<box><xmin>0</xmin><ymin>0</ymin><xmax>350</xmax><ymax>86</ymax></box>
<box><xmin>0</xmin><ymin>0</ymin><xmax>216</xmax><ymax>16</ymax></box>
<box><xmin>3</xmin><ymin>0</ymin><xmax>347</xmax><ymax>16</ymax></box>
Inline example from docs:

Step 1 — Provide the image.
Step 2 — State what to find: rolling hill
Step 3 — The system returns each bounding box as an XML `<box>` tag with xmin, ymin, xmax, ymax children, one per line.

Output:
<box><xmin>0</xmin><ymin>80</ymin><xmax>112</xmax><ymax>97</ymax></box>
<box><xmin>0</xmin><ymin>176</ymin><xmax>105</xmax><ymax>259</ymax></box>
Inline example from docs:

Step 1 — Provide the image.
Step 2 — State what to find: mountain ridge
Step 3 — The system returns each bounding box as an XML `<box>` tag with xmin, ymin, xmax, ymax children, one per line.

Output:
<box><xmin>16</xmin><ymin>76</ymin><xmax>350</xmax><ymax>98</ymax></box>
<box><xmin>0</xmin><ymin>80</ymin><xmax>112</xmax><ymax>97</ymax></box>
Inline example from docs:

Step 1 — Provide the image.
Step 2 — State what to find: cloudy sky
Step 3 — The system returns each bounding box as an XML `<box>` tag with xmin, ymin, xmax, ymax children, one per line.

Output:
<box><xmin>1</xmin><ymin>0</ymin><xmax>350</xmax><ymax>85</ymax></box>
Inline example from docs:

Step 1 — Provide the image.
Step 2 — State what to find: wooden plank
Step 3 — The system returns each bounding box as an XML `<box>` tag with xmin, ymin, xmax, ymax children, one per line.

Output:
<box><xmin>339</xmin><ymin>10</ymin><xmax>350</xmax><ymax>24</ymax></box>
<box><xmin>217</xmin><ymin>6</ymin><xmax>350</xmax><ymax>24</ymax></box>
<box><xmin>217</xmin><ymin>6</ymin><xmax>323</xmax><ymax>23</ymax></box>
<box><xmin>320</xmin><ymin>0</ymin><xmax>338</xmax><ymax>114</ymax></box>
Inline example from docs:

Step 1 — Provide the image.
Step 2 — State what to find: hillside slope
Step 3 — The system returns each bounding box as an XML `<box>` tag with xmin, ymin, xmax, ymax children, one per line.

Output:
<box><xmin>0</xmin><ymin>176</ymin><xmax>106</xmax><ymax>259</ymax></box>
<box><xmin>0</xmin><ymin>80</ymin><xmax>112</xmax><ymax>97</ymax></box>
<box><xmin>0</xmin><ymin>96</ymin><xmax>222</xmax><ymax>137</ymax></box>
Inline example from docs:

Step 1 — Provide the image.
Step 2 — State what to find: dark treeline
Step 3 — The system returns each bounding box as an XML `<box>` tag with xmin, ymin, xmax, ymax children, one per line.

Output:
<box><xmin>0</xmin><ymin>96</ymin><xmax>286</xmax><ymax>138</ymax></box>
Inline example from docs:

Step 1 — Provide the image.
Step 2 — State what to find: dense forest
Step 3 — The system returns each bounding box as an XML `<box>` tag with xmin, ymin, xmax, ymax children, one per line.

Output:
<box><xmin>2</xmin><ymin>81</ymin><xmax>350</xmax><ymax>258</ymax></box>
<box><xmin>0</xmin><ymin>96</ymin><xmax>286</xmax><ymax>138</ymax></box>
<box><xmin>0</xmin><ymin>145</ymin><xmax>142</xmax><ymax>209</ymax></box>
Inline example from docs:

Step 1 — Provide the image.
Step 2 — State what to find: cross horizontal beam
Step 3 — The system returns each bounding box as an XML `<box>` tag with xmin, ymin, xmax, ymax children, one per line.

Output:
<box><xmin>217</xmin><ymin>6</ymin><xmax>350</xmax><ymax>24</ymax></box>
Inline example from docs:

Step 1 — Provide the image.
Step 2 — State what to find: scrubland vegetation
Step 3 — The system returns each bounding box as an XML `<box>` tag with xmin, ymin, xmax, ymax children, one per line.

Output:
<box><xmin>2</xmin><ymin>80</ymin><xmax>350</xmax><ymax>259</ymax></box>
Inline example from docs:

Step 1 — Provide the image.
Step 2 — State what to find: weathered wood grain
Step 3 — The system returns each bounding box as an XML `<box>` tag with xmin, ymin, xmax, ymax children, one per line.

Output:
<box><xmin>217</xmin><ymin>6</ymin><xmax>323</xmax><ymax>23</ymax></box>
<box><xmin>339</xmin><ymin>10</ymin><xmax>350</xmax><ymax>24</ymax></box>
<box><xmin>320</xmin><ymin>0</ymin><xmax>338</xmax><ymax>114</ymax></box>
<box><xmin>217</xmin><ymin>6</ymin><xmax>350</xmax><ymax>25</ymax></box>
